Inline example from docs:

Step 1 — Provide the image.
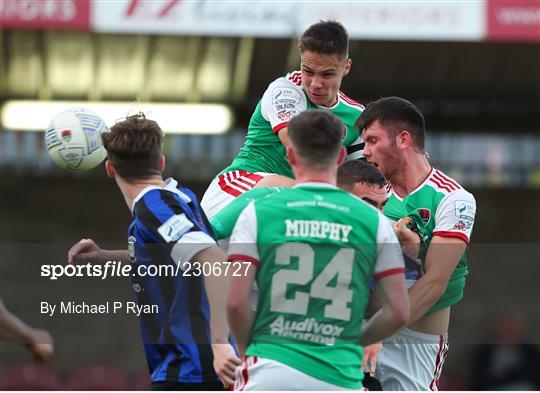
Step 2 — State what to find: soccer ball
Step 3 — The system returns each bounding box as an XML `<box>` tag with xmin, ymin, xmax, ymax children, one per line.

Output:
<box><xmin>45</xmin><ymin>107</ymin><xmax>108</xmax><ymax>171</ymax></box>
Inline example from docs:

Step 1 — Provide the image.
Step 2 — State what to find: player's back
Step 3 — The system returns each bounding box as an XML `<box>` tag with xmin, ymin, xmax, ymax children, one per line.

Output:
<box><xmin>244</xmin><ymin>183</ymin><xmax>385</xmax><ymax>389</ymax></box>
<box><xmin>129</xmin><ymin>184</ymin><xmax>218</xmax><ymax>384</ymax></box>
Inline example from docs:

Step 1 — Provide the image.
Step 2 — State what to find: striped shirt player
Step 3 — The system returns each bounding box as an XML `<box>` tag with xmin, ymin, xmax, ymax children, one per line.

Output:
<box><xmin>227</xmin><ymin>183</ymin><xmax>405</xmax><ymax>390</ymax></box>
<box><xmin>376</xmin><ymin>168</ymin><xmax>476</xmax><ymax>391</ymax></box>
<box><xmin>201</xmin><ymin>71</ymin><xmax>365</xmax><ymax>219</ymax></box>
<box><xmin>129</xmin><ymin>177</ymin><xmax>223</xmax><ymax>388</ymax></box>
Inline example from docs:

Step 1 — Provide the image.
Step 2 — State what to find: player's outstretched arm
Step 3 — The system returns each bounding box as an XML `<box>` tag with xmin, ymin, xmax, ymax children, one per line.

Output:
<box><xmin>407</xmin><ymin>236</ymin><xmax>466</xmax><ymax>324</ymax></box>
<box><xmin>68</xmin><ymin>238</ymin><xmax>128</xmax><ymax>264</ymax></box>
<box><xmin>0</xmin><ymin>299</ymin><xmax>54</xmax><ymax>362</ymax></box>
<box><xmin>359</xmin><ymin>273</ymin><xmax>410</xmax><ymax>346</ymax></box>
<box><xmin>193</xmin><ymin>245</ymin><xmax>241</xmax><ymax>387</ymax></box>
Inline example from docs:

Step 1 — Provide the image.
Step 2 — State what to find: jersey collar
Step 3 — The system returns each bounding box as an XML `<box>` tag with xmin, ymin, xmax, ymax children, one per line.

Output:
<box><xmin>132</xmin><ymin>177</ymin><xmax>192</xmax><ymax>212</ymax></box>
<box><xmin>293</xmin><ymin>181</ymin><xmax>338</xmax><ymax>189</ymax></box>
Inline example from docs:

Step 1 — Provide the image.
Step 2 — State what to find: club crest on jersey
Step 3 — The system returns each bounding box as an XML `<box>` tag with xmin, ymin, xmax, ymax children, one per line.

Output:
<box><xmin>61</xmin><ymin>129</ymin><xmax>72</xmax><ymax>143</ymax></box>
<box><xmin>417</xmin><ymin>208</ymin><xmax>431</xmax><ymax>225</ymax></box>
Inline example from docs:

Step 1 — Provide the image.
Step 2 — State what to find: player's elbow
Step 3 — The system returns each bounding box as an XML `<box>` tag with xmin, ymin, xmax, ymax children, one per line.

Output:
<box><xmin>226</xmin><ymin>296</ymin><xmax>249</xmax><ymax>320</ymax></box>
<box><xmin>392</xmin><ymin>301</ymin><xmax>410</xmax><ymax>328</ymax></box>
<box><xmin>429</xmin><ymin>278</ymin><xmax>449</xmax><ymax>303</ymax></box>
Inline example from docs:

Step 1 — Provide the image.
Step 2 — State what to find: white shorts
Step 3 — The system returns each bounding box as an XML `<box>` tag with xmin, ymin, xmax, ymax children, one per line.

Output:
<box><xmin>235</xmin><ymin>356</ymin><xmax>359</xmax><ymax>391</ymax></box>
<box><xmin>375</xmin><ymin>328</ymin><xmax>449</xmax><ymax>391</ymax></box>
<box><xmin>201</xmin><ymin>171</ymin><xmax>273</xmax><ymax>219</ymax></box>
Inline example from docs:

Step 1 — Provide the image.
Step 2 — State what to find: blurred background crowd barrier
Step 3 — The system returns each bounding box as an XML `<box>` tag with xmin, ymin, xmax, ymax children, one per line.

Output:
<box><xmin>1</xmin><ymin>0</ymin><xmax>539</xmax><ymax>390</ymax></box>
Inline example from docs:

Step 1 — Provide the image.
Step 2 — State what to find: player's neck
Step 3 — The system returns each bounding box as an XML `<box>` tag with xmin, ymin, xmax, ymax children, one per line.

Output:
<box><xmin>390</xmin><ymin>154</ymin><xmax>432</xmax><ymax>197</ymax></box>
<box><xmin>116</xmin><ymin>175</ymin><xmax>166</xmax><ymax>211</ymax></box>
<box><xmin>294</xmin><ymin>168</ymin><xmax>337</xmax><ymax>186</ymax></box>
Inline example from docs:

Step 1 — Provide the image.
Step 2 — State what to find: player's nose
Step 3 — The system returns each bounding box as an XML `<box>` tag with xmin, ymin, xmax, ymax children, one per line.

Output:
<box><xmin>311</xmin><ymin>75</ymin><xmax>324</xmax><ymax>89</ymax></box>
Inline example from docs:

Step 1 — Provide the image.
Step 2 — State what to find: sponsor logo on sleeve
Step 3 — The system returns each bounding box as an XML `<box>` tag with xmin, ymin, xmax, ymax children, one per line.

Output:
<box><xmin>277</xmin><ymin>109</ymin><xmax>295</xmax><ymax>120</ymax></box>
<box><xmin>272</xmin><ymin>87</ymin><xmax>301</xmax><ymax>105</ymax></box>
<box><xmin>454</xmin><ymin>200</ymin><xmax>475</xmax><ymax>221</ymax></box>
<box><xmin>453</xmin><ymin>220</ymin><xmax>472</xmax><ymax>231</ymax></box>
<box><xmin>157</xmin><ymin>213</ymin><xmax>194</xmax><ymax>242</ymax></box>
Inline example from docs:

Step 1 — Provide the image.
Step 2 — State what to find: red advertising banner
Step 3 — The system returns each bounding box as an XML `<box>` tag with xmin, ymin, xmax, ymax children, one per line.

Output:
<box><xmin>0</xmin><ymin>0</ymin><xmax>90</xmax><ymax>30</ymax></box>
<box><xmin>487</xmin><ymin>0</ymin><xmax>540</xmax><ymax>41</ymax></box>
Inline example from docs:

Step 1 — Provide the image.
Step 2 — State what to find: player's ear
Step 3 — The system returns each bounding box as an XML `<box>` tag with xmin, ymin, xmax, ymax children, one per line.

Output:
<box><xmin>159</xmin><ymin>155</ymin><xmax>166</xmax><ymax>172</ymax></box>
<box><xmin>337</xmin><ymin>146</ymin><xmax>347</xmax><ymax>165</ymax></box>
<box><xmin>287</xmin><ymin>146</ymin><xmax>296</xmax><ymax>166</ymax></box>
<box><xmin>343</xmin><ymin>58</ymin><xmax>352</xmax><ymax>76</ymax></box>
<box><xmin>105</xmin><ymin>160</ymin><xmax>115</xmax><ymax>177</ymax></box>
<box><xmin>397</xmin><ymin>130</ymin><xmax>413</xmax><ymax>150</ymax></box>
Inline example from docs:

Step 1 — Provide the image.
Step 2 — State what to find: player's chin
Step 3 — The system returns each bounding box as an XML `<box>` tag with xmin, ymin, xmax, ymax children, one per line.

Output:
<box><xmin>309</xmin><ymin>93</ymin><xmax>327</xmax><ymax>106</ymax></box>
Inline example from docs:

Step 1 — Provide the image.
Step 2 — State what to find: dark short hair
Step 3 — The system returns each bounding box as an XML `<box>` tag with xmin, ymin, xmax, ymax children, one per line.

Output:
<box><xmin>299</xmin><ymin>20</ymin><xmax>349</xmax><ymax>59</ymax></box>
<box><xmin>356</xmin><ymin>96</ymin><xmax>425</xmax><ymax>151</ymax></box>
<box><xmin>337</xmin><ymin>160</ymin><xmax>386</xmax><ymax>192</ymax></box>
<box><xmin>288</xmin><ymin>110</ymin><xmax>344</xmax><ymax>170</ymax></box>
<box><xmin>101</xmin><ymin>113</ymin><xmax>163</xmax><ymax>181</ymax></box>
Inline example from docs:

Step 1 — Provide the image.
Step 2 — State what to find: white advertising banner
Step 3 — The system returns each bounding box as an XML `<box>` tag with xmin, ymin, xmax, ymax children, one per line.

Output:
<box><xmin>91</xmin><ymin>0</ymin><xmax>297</xmax><ymax>37</ymax></box>
<box><xmin>298</xmin><ymin>1</ymin><xmax>486</xmax><ymax>41</ymax></box>
<box><xmin>91</xmin><ymin>0</ymin><xmax>486</xmax><ymax>41</ymax></box>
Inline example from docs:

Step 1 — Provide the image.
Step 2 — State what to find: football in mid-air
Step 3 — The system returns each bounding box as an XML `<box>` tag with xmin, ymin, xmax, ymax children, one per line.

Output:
<box><xmin>45</xmin><ymin>107</ymin><xmax>108</xmax><ymax>171</ymax></box>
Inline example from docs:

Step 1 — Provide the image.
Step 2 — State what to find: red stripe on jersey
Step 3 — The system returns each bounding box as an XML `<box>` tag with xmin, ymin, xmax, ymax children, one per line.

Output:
<box><xmin>432</xmin><ymin>172</ymin><xmax>459</xmax><ymax>191</ymax></box>
<box><xmin>430</xmin><ymin>177</ymin><xmax>453</xmax><ymax>193</ymax></box>
<box><xmin>288</xmin><ymin>72</ymin><xmax>302</xmax><ymax>86</ymax></box>
<box><xmin>233</xmin><ymin>176</ymin><xmax>256</xmax><ymax>190</ymax></box>
<box><xmin>432</xmin><ymin>231</ymin><xmax>470</xmax><ymax>244</ymax></box>
<box><xmin>433</xmin><ymin>172</ymin><xmax>459</xmax><ymax>191</ymax></box>
<box><xmin>218</xmin><ymin>171</ymin><xmax>263</xmax><ymax>197</ymax></box>
<box><xmin>273</xmin><ymin>122</ymin><xmax>288</xmax><ymax>134</ymax></box>
<box><xmin>217</xmin><ymin>173</ymin><xmax>243</xmax><ymax>197</ymax></box>
<box><xmin>227</xmin><ymin>172</ymin><xmax>250</xmax><ymax>191</ymax></box>
<box><xmin>244</xmin><ymin>172</ymin><xmax>264</xmax><ymax>184</ymax></box>
<box><xmin>435</xmin><ymin>170</ymin><xmax>461</xmax><ymax>189</ymax></box>
<box><xmin>227</xmin><ymin>254</ymin><xmax>260</xmax><ymax>268</ymax></box>
<box><xmin>374</xmin><ymin>267</ymin><xmax>405</xmax><ymax>280</ymax></box>
<box><xmin>338</xmin><ymin>91</ymin><xmax>365</xmax><ymax>109</ymax></box>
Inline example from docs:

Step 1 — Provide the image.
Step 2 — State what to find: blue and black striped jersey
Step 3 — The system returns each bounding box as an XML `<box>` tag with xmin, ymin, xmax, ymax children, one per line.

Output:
<box><xmin>128</xmin><ymin>178</ymin><xmax>219</xmax><ymax>383</ymax></box>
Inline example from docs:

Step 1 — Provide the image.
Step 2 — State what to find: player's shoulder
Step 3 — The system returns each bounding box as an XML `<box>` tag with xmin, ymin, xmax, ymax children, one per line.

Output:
<box><xmin>135</xmin><ymin>187</ymin><xmax>191</xmax><ymax>218</ymax></box>
<box><xmin>426</xmin><ymin>168</ymin><xmax>475</xmax><ymax>205</ymax></box>
<box><xmin>337</xmin><ymin>90</ymin><xmax>365</xmax><ymax>111</ymax></box>
<box><xmin>265</xmin><ymin>71</ymin><xmax>305</xmax><ymax>93</ymax></box>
